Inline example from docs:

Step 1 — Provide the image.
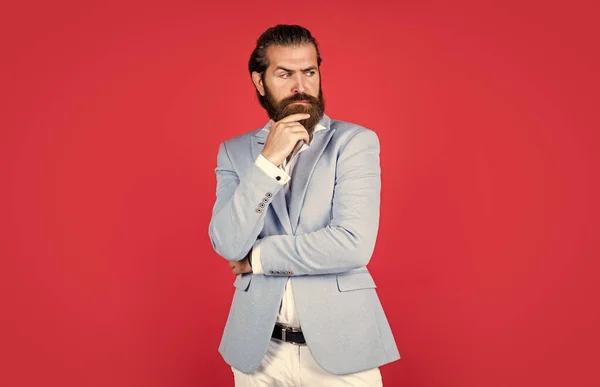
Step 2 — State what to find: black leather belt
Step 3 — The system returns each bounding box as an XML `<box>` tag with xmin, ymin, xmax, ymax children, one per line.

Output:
<box><xmin>272</xmin><ymin>323</ymin><xmax>306</xmax><ymax>345</ymax></box>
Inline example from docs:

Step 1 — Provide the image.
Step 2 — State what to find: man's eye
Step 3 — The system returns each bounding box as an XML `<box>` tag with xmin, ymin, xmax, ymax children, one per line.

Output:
<box><xmin>280</xmin><ymin>73</ymin><xmax>291</xmax><ymax>79</ymax></box>
<box><xmin>306</xmin><ymin>70</ymin><xmax>316</xmax><ymax>76</ymax></box>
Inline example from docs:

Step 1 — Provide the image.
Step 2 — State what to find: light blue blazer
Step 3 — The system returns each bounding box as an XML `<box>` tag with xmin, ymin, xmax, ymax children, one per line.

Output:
<box><xmin>209</xmin><ymin>114</ymin><xmax>400</xmax><ymax>375</ymax></box>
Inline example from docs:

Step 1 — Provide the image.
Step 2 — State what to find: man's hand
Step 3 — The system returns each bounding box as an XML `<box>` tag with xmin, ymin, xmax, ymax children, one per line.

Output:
<box><xmin>261</xmin><ymin>113</ymin><xmax>311</xmax><ymax>167</ymax></box>
<box><xmin>229</xmin><ymin>254</ymin><xmax>252</xmax><ymax>276</ymax></box>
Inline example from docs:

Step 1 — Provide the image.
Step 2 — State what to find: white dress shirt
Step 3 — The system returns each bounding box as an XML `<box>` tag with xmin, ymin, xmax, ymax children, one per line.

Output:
<box><xmin>251</xmin><ymin>123</ymin><xmax>326</xmax><ymax>328</ymax></box>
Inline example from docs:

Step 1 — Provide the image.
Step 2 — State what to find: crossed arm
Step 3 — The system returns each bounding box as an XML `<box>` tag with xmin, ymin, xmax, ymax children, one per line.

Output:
<box><xmin>208</xmin><ymin>129</ymin><xmax>382</xmax><ymax>276</ymax></box>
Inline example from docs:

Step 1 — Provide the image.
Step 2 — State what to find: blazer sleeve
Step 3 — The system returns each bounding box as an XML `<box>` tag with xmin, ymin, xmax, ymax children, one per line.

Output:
<box><xmin>208</xmin><ymin>141</ymin><xmax>285</xmax><ymax>261</ymax></box>
<box><xmin>256</xmin><ymin>129</ymin><xmax>382</xmax><ymax>276</ymax></box>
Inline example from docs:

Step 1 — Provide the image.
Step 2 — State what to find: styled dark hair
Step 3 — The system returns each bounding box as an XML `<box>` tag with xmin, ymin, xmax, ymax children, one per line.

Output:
<box><xmin>248</xmin><ymin>24</ymin><xmax>323</xmax><ymax>76</ymax></box>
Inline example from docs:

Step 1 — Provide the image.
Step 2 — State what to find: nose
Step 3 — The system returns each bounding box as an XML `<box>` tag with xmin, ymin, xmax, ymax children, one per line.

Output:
<box><xmin>292</xmin><ymin>74</ymin><xmax>306</xmax><ymax>94</ymax></box>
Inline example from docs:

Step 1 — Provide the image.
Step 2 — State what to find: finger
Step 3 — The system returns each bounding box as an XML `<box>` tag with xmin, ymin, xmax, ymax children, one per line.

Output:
<box><xmin>289</xmin><ymin>127</ymin><xmax>310</xmax><ymax>138</ymax></box>
<box><xmin>279</xmin><ymin>113</ymin><xmax>311</xmax><ymax>123</ymax></box>
<box><xmin>288</xmin><ymin>123</ymin><xmax>308</xmax><ymax>131</ymax></box>
<box><xmin>281</xmin><ymin>122</ymin><xmax>308</xmax><ymax>132</ymax></box>
<box><xmin>292</xmin><ymin>127</ymin><xmax>310</xmax><ymax>141</ymax></box>
<box><xmin>279</xmin><ymin>122</ymin><xmax>305</xmax><ymax>130</ymax></box>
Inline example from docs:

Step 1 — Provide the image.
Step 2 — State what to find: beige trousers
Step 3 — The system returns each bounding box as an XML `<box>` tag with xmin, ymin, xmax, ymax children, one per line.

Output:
<box><xmin>232</xmin><ymin>339</ymin><xmax>383</xmax><ymax>387</ymax></box>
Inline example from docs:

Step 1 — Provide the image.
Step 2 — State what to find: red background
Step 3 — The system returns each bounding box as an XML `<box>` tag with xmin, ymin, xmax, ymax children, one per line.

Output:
<box><xmin>2</xmin><ymin>1</ymin><xmax>599</xmax><ymax>386</ymax></box>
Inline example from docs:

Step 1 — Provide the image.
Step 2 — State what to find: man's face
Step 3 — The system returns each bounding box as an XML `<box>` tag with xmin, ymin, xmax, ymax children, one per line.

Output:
<box><xmin>253</xmin><ymin>43</ymin><xmax>325</xmax><ymax>135</ymax></box>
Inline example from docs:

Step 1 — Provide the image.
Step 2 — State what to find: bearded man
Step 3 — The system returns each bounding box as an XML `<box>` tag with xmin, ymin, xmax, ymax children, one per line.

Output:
<box><xmin>208</xmin><ymin>24</ymin><xmax>400</xmax><ymax>387</ymax></box>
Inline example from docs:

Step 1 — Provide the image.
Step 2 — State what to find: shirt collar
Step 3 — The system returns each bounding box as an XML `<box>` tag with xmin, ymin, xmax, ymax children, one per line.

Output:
<box><xmin>263</xmin><ymin>122</ymin><xmax>326</xmax><ymax>134</ymax></box>
<box><xmin>313</xmin><ymin>123</ymin><xmax>326</xmax><ymax>133</ymax></box>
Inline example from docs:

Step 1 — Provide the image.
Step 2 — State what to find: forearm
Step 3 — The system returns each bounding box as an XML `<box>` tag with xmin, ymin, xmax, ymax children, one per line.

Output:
<box><xmin>209</xmin><ymin>146</ymin><xmax>283</xmax><ymax>261</ymax></box>
<box><xmin>208</xmin><ymin>143</ymin><xmax>289</xmax><ymax>261</ymax></box>
<box><xmin>257</xmin><ymin>222</ymin><xmax>379</xmax><ymax>276</ymax></box>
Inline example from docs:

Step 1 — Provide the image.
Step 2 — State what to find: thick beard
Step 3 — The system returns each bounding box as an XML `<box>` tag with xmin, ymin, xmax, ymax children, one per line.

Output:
<box><xmin>261</xmin><ymin>84</ymin><xmax>325</xmax><ymax>139</ymax></box>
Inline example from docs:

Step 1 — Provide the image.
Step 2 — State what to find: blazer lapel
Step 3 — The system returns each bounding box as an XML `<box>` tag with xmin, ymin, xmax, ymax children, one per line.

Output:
<box><xmin>251</xmin><ymin>126</ymin><xmax>293</xmax><ymax>235</ymax></box>
<box><xmin>289</xmin><ymin>115</ymin><xmax>336</xmax><ymax>233</ymax></box>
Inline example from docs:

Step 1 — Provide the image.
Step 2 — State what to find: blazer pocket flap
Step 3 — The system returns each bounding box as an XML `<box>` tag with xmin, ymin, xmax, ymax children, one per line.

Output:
<box><xmin>233</xmin><ymin>274</ymin><xmax>252</xmax><ymax>291</ymax></box>
<box><xmin>336</xmin><ymin>271</ymin><xmax>377</xmax><ymax>292</ymax></box>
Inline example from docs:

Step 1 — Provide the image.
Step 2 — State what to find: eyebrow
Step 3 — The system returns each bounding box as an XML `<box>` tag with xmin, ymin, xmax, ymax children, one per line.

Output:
<box><xmin>275</xmin><ymin>66</ymin><xmax>318</xmax><ymax>73</ymax></box>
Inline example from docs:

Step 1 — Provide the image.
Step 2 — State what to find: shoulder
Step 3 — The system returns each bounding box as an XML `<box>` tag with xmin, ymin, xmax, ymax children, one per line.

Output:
<box><xmin>329</xmin><ymin>118</ymin><xmax>380</xmax><ymax>149</ymax></box>
<box><xmin>219</xmin><ymin>127</ymin><xmax>263</xmax><ymax>151</ymax></box>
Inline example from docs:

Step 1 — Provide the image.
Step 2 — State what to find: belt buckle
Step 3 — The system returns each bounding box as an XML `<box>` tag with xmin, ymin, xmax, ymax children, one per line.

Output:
<box><xmin>280</xmin><ymin>325</ymin><xmax>303</xmax><ymax>345</ymax></box>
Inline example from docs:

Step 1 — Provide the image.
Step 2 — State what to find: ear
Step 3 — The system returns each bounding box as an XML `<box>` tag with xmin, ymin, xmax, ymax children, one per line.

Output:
<box><xmin>251</xmin><ymin>71</ymin><xmax>265</xmax><ymax>96</ymax></box>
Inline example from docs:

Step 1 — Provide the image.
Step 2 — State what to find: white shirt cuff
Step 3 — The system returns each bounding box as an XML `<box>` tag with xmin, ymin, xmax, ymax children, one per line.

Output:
<box><xmin>251</xmin><ymin>239</ymin><xmax>264</xmax><ymax>274</ymax></box>
<box><xmin>255</xmin><ymin>154</ymin><xmax>290</xmax><ymax>185</ymax></box>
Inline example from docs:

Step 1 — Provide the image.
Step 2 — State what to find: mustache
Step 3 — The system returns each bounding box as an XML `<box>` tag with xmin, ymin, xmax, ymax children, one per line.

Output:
<box><xmin>280</xmin><ymin>93</ymin><xmax>320</xmax><ymax>106</ymax></box>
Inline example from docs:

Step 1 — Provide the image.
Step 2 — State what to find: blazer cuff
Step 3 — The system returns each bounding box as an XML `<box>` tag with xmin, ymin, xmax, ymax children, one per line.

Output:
<box><xmin>251</xmin><ymin>239</ymin><xmax>264</xmax><ymax>274</ymax></box>
<box><xmin>255</xmin><ymin>154</ymin><xmax>290</xmax><ymax>185</ymax></box>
